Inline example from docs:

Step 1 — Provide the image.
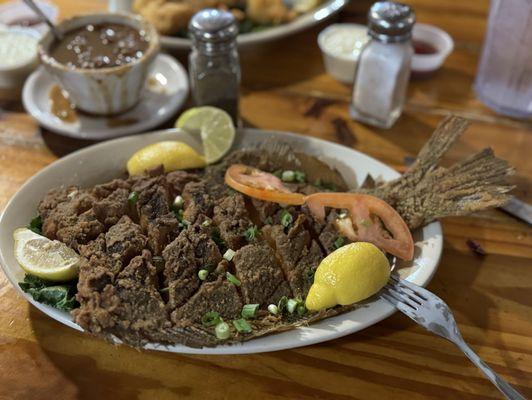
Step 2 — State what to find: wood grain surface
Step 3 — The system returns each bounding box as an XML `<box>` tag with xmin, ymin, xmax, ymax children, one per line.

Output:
<box><xmin>0</xmin><ymin>1</ymin><xmax>531</xmax><ymax>399</ymax></box>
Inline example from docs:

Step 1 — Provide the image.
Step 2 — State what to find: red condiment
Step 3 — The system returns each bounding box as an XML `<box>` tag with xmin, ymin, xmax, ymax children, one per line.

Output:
<box><xmin>413</xmin><ymin>40</ymin><xmax>437</xmax><ymax>55</ymax></box>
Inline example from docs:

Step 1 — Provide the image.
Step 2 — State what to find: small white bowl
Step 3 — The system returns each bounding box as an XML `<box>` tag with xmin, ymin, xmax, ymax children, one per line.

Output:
<box><xmin>0</xmin><ymin>26</ymin><xmax>40</xmax><ymax>99</ymax></box>
<box><xmin>318</xmin><ymin>23</ymin><xmax>369</xmax><ymax>84</ymax></box>
<box><xmin>411</xmin><ymin>23</ymin><xmax>454</xmax><ymax>76</ymax></box>
<box><xmin>39</xmin><ymin>13</ymin><xmax>160</xmax><ymax>115</ymax></box>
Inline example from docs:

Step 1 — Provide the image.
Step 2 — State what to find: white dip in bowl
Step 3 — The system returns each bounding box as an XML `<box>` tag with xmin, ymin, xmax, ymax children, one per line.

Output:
<box><xmin>318</xmin><ymin>23</ymin><xmax>369</xmax><ymax>84</ymax></box>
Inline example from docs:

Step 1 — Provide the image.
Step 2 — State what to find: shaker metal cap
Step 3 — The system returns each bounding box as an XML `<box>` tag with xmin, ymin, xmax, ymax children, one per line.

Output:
<box><xmin>189</xmin><ymin>8</ymin><xmax>238</xmax><ymax>43</ymax></box>
<box><xmin>368</xmin><ymin>1</ymin><xmax>415</xmax><ymax>43</ymax></box>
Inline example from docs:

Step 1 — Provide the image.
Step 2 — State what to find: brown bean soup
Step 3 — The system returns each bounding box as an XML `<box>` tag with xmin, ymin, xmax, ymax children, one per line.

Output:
<box><xmin>50</xmin><ymin>23</ymin><xmax>149</xmax><ymax>69</ymax></box>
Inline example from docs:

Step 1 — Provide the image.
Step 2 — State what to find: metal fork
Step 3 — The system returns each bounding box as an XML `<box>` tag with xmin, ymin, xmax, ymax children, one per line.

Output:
<box><xmin>382</xmin><ymin>275</ymin><xmax>525</xmax><ymax>400</ymax></box>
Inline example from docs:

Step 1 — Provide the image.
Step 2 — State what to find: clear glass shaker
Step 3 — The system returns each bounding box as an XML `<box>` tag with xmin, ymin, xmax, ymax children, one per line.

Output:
<box><xmin>350</xmin><ymin>1</ymin><xmax>415</xmax><ymax>129</ymax></box>
<box><xmin>189</xmin><ymin>9</ymin><xmax>240</xmax><ymax>125</ymax></box>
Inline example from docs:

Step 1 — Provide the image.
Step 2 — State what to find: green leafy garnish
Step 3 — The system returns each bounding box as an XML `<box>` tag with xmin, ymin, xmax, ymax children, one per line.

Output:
<box><xmin>19</xmin><ymin>274</ymin><xmax>78</xmax><ymax>311</ymax></box>
<box><xmin>243</xmin><ymin>225</ymin><xmax>259</xmax><ymax>242</ymax></box>
<box><xmin>27</xmin><ymin>216</ymin><xmax>42</xmax><ymax>235</ymax></box>
<box><xmin>264</xmin><ymin>216</ymin><xmax>273</xmax><ymax>225</ymax></box>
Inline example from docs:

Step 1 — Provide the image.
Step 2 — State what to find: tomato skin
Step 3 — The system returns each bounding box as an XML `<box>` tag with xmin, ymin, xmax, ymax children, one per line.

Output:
<box><xmin>225</xmin><ymin>164</ymin><xmax>306</xmax><ymax>205</ymax></box>
<box><xmin>224</xmin><ymin>164</ymin><xmax>414</xmax><ymax>261</ymax></box>
<box><xmin>306</xmin><ymin>193</ymin><xmax>414</xmax><ymax>261</ymax></box>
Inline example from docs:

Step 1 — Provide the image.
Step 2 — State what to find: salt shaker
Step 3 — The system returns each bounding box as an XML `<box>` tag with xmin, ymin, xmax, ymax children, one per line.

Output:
<box><xmin>189</xmin><ymin>9</ymin><xmax>240</xmax><ymax>124</ymax></box>
<box><xmin>350</xmin><ymin>1</ymin><xmax>415</xmax><ymax>129</ymax></box>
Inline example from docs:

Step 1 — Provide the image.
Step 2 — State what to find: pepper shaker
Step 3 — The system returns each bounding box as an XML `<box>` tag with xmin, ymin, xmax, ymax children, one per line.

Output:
<box><xmin>350</xmin><ymin>1</ymin><xmax>415</xmax><ymax>129</ymax></box>
<box><xmin>189</xmin><ymin>8</ymin><xmax>240</xmax><ymax>125</ymax></box>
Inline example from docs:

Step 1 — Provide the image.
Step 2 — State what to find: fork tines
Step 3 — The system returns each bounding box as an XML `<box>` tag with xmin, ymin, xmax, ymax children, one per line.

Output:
<box><xmin>383</xmin><ymin>275</ymin><xmax>428</xmax><ymax>310</ymax></box>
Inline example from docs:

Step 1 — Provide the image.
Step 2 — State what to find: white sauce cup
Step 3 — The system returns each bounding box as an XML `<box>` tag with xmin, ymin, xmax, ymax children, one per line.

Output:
<box><xmin>318</xmin><ymin>23</ymin><xmax>369</xmax><ymax>84</ymax></box>
<box><xmin>411</xmin><ymin>23</ymin><xmax>454</xmax><ymax>76</ymax></box>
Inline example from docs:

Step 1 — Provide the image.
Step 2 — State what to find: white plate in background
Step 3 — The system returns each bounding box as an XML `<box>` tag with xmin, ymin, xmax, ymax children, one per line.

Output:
<box><xmin>109</xmin><ymin>0</ymin><xmax>349</xmax><ymax>50</ymax></box>
<box><xmin>22</xmin><ymin>54</ymin><xmax>189</xmax><ymax>139</ymax></box>
<box><xmin>0</xmin><ymin>128</ymin><xmax>443</xmax><ymax>354</ymax></box>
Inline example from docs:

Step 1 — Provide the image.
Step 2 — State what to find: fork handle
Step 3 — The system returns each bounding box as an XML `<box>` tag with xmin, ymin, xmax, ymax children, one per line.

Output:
<box><xmin>455</xmin><ymin>341</ymin><xmax>525</xmax><ymax>400</ymax></box>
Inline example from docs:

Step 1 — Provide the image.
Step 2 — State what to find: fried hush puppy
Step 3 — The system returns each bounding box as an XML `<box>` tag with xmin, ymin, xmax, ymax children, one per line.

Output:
<box><xmin>133</xmin><ymin>0</ymin><xmax>298</xmax><ymax>35</ymax></box>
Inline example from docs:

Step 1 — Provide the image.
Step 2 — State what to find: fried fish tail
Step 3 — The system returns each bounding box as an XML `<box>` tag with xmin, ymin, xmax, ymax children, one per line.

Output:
<box><xmin>363</xmin><ymin>116</ymin><xmax>514</xmax><ymax>229</ymax></box>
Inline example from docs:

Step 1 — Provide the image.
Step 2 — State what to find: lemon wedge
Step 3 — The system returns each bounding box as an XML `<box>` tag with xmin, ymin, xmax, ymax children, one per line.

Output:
<box><xmin>306</xmin><ymin>242</ymin><xmax>390</xmax><ymax>311</ymax></box>
<box><xmin>127</xmin><ymin>141</ymin><xmax>206</xmax><ymax>175</ymax></box>
<box><xmin>14</xmin><ymin>228</ymin><xmax>82</xmax><ymax>281</ymax></box>
<box><xmin>176</xmin><ymin>106</ymin><xmax>235</xmax><ymax>164</ymax></box>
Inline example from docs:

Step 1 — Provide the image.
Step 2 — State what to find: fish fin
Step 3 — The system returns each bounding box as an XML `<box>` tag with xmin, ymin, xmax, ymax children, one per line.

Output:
<box><xmin>364</xmin><ymin>116</ymin><xmax>514</xmax><ymax>229</ymax></box>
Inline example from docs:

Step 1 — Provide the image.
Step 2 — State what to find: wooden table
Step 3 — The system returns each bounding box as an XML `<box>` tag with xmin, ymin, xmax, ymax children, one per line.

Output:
<box><xmin>0</xmin><ymin>1</ymin><xmax>531</xmax><ymax>399</ymax></box>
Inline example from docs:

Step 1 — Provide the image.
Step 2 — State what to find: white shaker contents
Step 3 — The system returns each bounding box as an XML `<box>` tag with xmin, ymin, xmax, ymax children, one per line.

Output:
<box><xmin>350</xmin><ymin>1</ymin><xmax>415</xmax><ymax>129</ymax></box>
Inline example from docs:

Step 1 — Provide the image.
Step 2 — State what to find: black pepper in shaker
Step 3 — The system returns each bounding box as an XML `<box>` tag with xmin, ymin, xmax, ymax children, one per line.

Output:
<box><xmin>189</xmin><ymin>9</ymin><xmax>240</xmax><ymax>125</ymax></box>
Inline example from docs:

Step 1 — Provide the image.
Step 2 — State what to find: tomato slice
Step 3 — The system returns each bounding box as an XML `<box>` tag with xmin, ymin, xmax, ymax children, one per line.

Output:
<box><xmin>305</xmin><ymin>193</ymin><xmax>414</xmax><ymax>261</ymax></box>
<box><xmin>225</xmin><ymin>164</ymin><xmax>414</xmax><ymax>260</ymax></box>
<box><xmin>225</xmin><ymin>164</ymin><xmax>306</xmax><ymax>205</ymax></box>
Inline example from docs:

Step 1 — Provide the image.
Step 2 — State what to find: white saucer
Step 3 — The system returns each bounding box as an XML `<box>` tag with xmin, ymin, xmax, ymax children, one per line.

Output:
<box><xmin>22</xmin><ymin>54</ymin><xmax>189</xmax><ymax>140</ymax></box>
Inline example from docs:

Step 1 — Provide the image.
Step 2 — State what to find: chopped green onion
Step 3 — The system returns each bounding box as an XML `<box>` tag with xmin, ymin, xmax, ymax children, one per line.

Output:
<box><xmin>314</xmin><ymin>179</ymin><xmax>337</xmax><ymax>191</ymax></box>
<box><xmin>128</xmin><ymin>191</ymin><xmax>138</xmax><ymax>205</ymax></box>
<box><xmin>152</xmin><ymin>256</ymin><xmax>165</xmax><ymax>272</ymax></box>
<box><xmin>223</xmin><ymin>249</ymin><xmax>236</xmax><ymax>262</ymax></box>
<box><xmin>280</xmin><ymin>210</ymin><xmax>293</xmax><ymax>228</ymax></box>
<box><xmin>281</xmin><ymin>170</ymin><xmax>295</xmax><ymax>182</ymax></box>
<box><xmin>215</xmin><ymin>321</ymin><xmax>231</xmax><ymax>340</ymax></box>
<box><xmin>334</xmin><ymin>236</ymin><xmax>346</xmax><ymax>249</ymax></box>
<box><xmin>277</xmin><ymin>296</ymin><xmax>288</xmax><ymax>313</ymax></box>
<box><xmin>159</xmin><ymin>287</ymin><xmax>169</xmax><ymax>293</ymax></box>
<box><xmin>287</xmin><ymin>298</ymin><xmax>299</xmax><ymax>314</ymax></box>
<box><xmin>294</xmin><ymin>171</ymin><xmax>306</xmax><ymax>183</ymax></box>
<box><xmin>198</xmin><ymin>269</ymin><xmax>209</xmax><ymax>281</ymax></box>
<box><xmin>27</xmin><ymin>215</ymin><xmax>43</xmax><ymax>234</ymax></box>
<box><xmin>202</xmin><ymin>311</ymin><xmax>221</xmax><ymax>327</ymax></box>
<box><xmin>244</xmin><ymin>225</ymin><xmax>259</xmax><ymax>242</ymax></box>
<box><xmin>173</xmin><ymin>195</ymin><xmax>184</xmax><ymax>210</ymax></box>
<box><xmin>211</xmin><ymin>229</ymin><xmax>226</xmax><ymax>251</ymax></box>
<box><xmin>202</xmin><ymin>219</ymin><xmax>211</xmax><ymax>227</ymax></box>
<box><xmin>273</xmin><ymin>169</ymin><xmax>283</xmax><ymax>178</ymax></box>
<box><xmin>267</xmin><ymin>304</ymin><xmax>278</xmax><ymax>315</ymax></box>
<box><xmin>226</xmin><ymin>271</ymin><xmax>241</xmax><ymax>286</ymax></box>
<box><xmin>241</xmin><ymin>303</ymin><xmax>259</xmax><ymax>319</ymax></box>
<box><xmin>264</xmin><ymin>216</ymin><xmax>273</xmax><ymax>225</ymax></box>
<box><xmin>360</xmin><ymin>219</ymin><xmax>371</xmax><ymax>227</ymax></box>
<box><xmin>174</xmin><ymin>208</ymin><xmax>184</xmax><ymax>220</ymax></box>
<box><xmin>296</xmin><ymin>303</ymin><xmax>307</xmax><ymax>316</ymax></box>
<box><xmin>337</xmin><ymin>211</ymin><xmax>348</xmax><ymax>219</ymax></box>
<box><xmin>306</xmin><ymin>269</ymin><xmax>315</xmax><ymax>283</ymax></box>
<box><xmin>232</xmin><ymin>318</ymin><xmax>252</xmax><ymax>333</ymax></box>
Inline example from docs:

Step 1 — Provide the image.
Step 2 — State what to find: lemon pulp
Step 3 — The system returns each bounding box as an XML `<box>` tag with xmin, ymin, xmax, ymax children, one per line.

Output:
<box><xmin>176</xmin><ymin>106</ymin><xmax>235</xmax><ymax>164</ymax></box>
<box><xmin>14</xmin><ymin>228</ymin><xmax>82</xmax><ymax>281</ymax></box>
<box><xmin>306</xmin><ymin>242</ymin><xmax>390</xmax><ymax>311</ymax></box>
